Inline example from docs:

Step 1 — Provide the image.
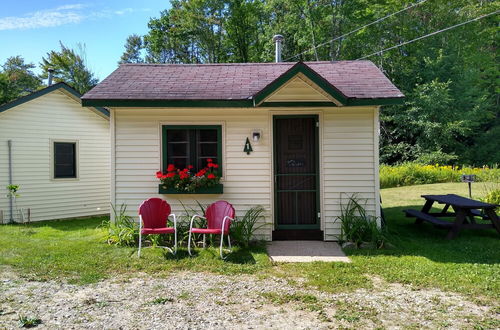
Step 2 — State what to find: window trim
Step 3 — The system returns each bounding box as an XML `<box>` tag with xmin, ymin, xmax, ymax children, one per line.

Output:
<box><xmin>161</xmin><ymin>125</ymin><xmax>223</xmax><ymax>176</ymax></box>
<box><xmin>50</xmin><ymin>139</ymin><xmax>79</xmax><ymax>181</ymax></box>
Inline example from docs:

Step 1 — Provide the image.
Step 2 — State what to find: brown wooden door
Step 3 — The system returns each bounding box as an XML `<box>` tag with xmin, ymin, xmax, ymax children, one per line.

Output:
<box><xmin>274</xmin><ymin>115</ymin><xmax>319</xmax><ymax>230</ymax></box>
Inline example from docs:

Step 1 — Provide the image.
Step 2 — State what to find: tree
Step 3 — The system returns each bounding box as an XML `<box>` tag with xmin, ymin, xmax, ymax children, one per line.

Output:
<box><xmin>40</xmin><ymin>42</ymin><xmax>98</xmax><ymax>94</ymax></box>
<box><xmin>119</xmin><ymin>34</ymin><xmax>144</xmax><ymax>64</ymax></box>
<box><xmin>0</xmin><ymin>56</ymin><xmax>42</xmax><ymax>105</ymax></box>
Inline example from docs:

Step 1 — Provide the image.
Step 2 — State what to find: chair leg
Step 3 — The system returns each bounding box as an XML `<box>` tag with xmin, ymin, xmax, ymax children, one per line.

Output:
<box><xmin>220</xmin><ymin>234</ymin><xmax>225</xmax><ymax>259</ymax></box>
<box><xmin>203</xmin><ymin>234</ymin><xmax>206</xmax><ymax>248</ymax></box>
<box><xmin>173</xmin><ymin>230</ymin><xmax>177</xmax><ymax>255</ymax></box>
<box><xmin>188</xmin><ymin>230</ymin><xmax>193</xmax><ymax>256</ymax></box>
<box><xmin>228</xmin><ymin>235</ymin><xmax>232</xmax><ymax>250</ymax></box>
<box><xmin>138</xmin><ymin>232</ymin><xmax>142</xmax><ymax>257</ymax></box>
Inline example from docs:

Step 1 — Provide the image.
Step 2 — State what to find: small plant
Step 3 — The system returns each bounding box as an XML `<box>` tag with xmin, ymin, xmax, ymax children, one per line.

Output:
<box><xmin>156</xmin><ymin>159</ymin><xmax>220</xmax><ymax>192</ymax></box>
<box><xmin>230</xmin><ymin>206</ymin><xmax>266</xmax><ymax>247</ymax></box>
<box><xmin>18</xmin><ymin>315</ymin><xmax>42</xmax><ymax>328</ymax></box>
<box><xmin>102</xmin><ymin>203</ymin><xmax>138</xmax><ymax>246</ymax></box>
<box><xmin>334</xmin><ymin>195</ymin><xmax>389</xmax><ymax>249</ymax></box>
<box><xmin>6</xmin><ymin>184</ymin><xmax>21</xmax><ymax>223</ymax></box>
<box><xmin>150</xmin><ymin>297</ymin><xmax>174</xmax><ymax>305</ymax></box>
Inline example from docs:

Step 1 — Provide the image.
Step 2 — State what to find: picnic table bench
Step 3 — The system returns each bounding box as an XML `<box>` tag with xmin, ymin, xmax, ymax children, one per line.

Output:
<box><xmin>404</xmin><ymin>194</ymin><xmax>500</xmax><ymax>239</ymax></box>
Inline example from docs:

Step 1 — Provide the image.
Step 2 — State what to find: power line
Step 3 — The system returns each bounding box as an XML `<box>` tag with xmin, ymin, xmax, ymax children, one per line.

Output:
<box><xmin>284</xmin><ymin>0</ymin><xmax>430</xmax><ymax>61</ymax></box>
<box><xmin>356</xmin><ymin>9</ymin><xmax>500</xmax><ymax>60</ymax></box>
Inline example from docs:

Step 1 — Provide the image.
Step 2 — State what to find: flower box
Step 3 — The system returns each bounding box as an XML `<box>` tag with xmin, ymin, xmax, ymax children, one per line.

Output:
<box><xmin>158</xmin><ymin>184</ymin><xmax>223</xmax><ymax>194</ymax></box>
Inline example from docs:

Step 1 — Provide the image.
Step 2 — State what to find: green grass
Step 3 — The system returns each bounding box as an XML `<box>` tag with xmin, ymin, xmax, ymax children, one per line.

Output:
<box><xmin>0</xmin><ymin>182</ymin><xmax>499</xmax><ymax>303</ymax></box>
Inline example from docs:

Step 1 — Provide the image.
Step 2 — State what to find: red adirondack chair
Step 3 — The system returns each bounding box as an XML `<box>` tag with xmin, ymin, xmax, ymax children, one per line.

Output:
<box><xmin>188</xmin><ymin>200</ymin><xmax>235</xmax><ymax>259</ymax></box>
<box><xmin>138</xmin><ymin>198</ymin><xmax>177</xmax><ymax>257</ymax></box>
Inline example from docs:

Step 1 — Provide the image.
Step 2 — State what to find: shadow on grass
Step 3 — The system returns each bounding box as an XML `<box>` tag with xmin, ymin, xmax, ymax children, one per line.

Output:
<box><xmin>345</xmin><ymin>205</ymin><xmax>500</xmax><ymax>265</ymax></box>
<box><xmin>11</xmin><ymin>216</ymin><xmax>108</xmax><ymax>232</ymax></box>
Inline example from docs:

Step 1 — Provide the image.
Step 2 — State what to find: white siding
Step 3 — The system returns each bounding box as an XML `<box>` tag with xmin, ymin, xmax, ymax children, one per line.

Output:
<box><xmin>113</xmin><ymin>106</ymin><xmax>379</xmax><ymax>241</ymax></box>
<box><xmin>0</xmin><ymin>90</ymin><xmax>110</xmax><ymax>223</ymax></box>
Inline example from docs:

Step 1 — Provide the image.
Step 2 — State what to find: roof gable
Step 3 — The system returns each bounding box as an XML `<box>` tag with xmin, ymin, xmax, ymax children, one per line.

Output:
<box><xmin>0</xmin><ymin>82</ymin><xmax>109</xmax><ymax>118</ymax></box>
<box><xmin>264</xmin><ymin>75</ymin><xmax>333</xmax><ymax>103</ymax></box>
<box><xmin>254</xmin><ymin>62</ymin><xmax>344</xmax><ymax>106</ymax></box>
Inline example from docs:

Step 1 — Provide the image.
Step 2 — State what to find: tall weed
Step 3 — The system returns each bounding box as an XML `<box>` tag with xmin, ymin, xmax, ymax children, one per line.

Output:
<box><xmin>230</xmin><ymin>206</ymin><xmax>266</xmax><ymax>247</ymax></box>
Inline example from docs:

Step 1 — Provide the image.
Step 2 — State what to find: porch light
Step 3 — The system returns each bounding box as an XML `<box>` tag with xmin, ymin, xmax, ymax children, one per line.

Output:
<box><xmin>252</xmin><ymin>129</ymin><xmax>262</xmax><ymax>143</ymax></box>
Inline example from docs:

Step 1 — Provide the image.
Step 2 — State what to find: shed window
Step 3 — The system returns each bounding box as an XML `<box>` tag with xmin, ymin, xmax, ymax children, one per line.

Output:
<box><xmin>162</xmin><ymin>125</ymin><xmax>222</xmax><ymax>172</ymax></box>
<box><xmin>54</xmin><ymin>142</ymin><xmax>77</xmax><ymax>179</ymax></box>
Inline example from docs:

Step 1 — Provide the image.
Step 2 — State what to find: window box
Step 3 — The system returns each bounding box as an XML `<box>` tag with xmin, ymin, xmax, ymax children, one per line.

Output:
<box><xmin>158</xmin><ymin>183</ymin><xmax>223</xmax><ymax>194</ymax></box>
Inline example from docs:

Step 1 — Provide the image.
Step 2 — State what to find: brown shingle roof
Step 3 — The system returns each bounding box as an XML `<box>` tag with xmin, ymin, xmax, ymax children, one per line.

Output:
<box><xmin>82</xmin><ymin>61</ymin><xmax>403</xmax><ymax>105</ymax></box>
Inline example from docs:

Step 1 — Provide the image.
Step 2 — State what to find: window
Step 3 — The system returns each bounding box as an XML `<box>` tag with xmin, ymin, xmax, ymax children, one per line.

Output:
<box><xmin>54</xmin><ymin>142</ymin><xmax>77</xmax><ymax>179</ymax></box>
<box><xmin>162</xmin><ymin>125</ymin><xmax>222</xmax><ymax>173</ymax></box>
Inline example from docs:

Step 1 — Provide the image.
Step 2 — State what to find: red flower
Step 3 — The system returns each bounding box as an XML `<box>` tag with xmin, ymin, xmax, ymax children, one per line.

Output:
<box><xmin>167</xmin><ymin>164</ymin><xmax>176</xmax><ymax>172</ymax></box>
<box><xmin>182</xmin><ymin>168</ymin><xmax>189</xmax><ymax>172</ymax></box>
<box><xmin>213</xmin><ymin>164</ymin><xmax>219</xmax><ymax>169</ymax></box>
<box><xmin>207</xmin><ymin>163</ymin><xmax>214</xmax><ymax>168</ymax></box>
<box><xmin>207</xmin><ymin>173</ymin><xmax>216</xmax><ymax>179</ymax></box>
<box><xmin>166</xmin><ymin>172</ymin><xmax>175</xmax><ymax>178</ymax></box>
<box><xmin>156</xmin><ymin>171</ymin><xmax>163</xmax><ymax>178</ymax></box>
<box><xmin>207</xmin><ymin>158</ymin><xmax>213</xmax><ymax>163</ymax></box>
<box><xmin>188</xmin><ymin>165</ymin><xmax>194</xmax><ymax>169</ymax></box>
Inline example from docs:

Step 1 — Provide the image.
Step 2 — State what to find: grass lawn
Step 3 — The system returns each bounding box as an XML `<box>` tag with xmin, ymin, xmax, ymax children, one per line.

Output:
<box><xmin>0</xmin><ymin>182</ymin><xmax>498</xmax><ymax>303</ymax></box>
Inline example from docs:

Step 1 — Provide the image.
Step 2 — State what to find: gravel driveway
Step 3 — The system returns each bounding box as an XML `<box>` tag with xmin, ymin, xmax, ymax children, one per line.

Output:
<box><xmin>0</xmin><ymin>267</ymin><xmax>497</xmax><ymax>329</ymax></box>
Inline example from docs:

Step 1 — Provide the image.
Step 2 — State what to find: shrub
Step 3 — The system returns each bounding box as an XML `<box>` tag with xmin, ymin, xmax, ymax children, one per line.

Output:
<box><xmin>380</xmin><ymin>163</ymin><xmax>500</xmax><ymax>188</ymax></box>
<box><xmin>230</xmin><ymin>206</ymin><xmax>266</xmax><ymax>247</ymax></box>
<box><xmin>334</xmin><ymin>195</ymin><xmax>389</xmax><ymax>249</ymax></box>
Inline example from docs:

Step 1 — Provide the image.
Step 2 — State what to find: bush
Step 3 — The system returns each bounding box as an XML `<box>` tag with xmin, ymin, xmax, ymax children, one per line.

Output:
<box><xmin>334</xmin><ymin>195</ymin><xmax>389</xmax><ymax>249</ymax></box>
<box><xmin>380</xmin><ymin>163</ymin><xmax>500</xmax><ymax>188</ymax></box>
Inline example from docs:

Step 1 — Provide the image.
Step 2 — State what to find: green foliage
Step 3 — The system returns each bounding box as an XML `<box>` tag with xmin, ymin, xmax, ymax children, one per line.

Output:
<box><xmin>18</xmin><ymin>316</ymin><xmax>42</xmax><ymax>328</ymax></box>
<box><xmin>119</xmin><ymin>34</ymin><xmax>144</xmax><ymax>64</ymax></box>
<box><xmin>380</xmin><ymin>163</ymin><xmax>500</xmax><ymax>188</ymax></box>
<box><xmin>230</xmin><ymin>205</ymin><xmax>266</xmax><ymax>247</ymax></box>
<box><xmin>103</xmin><ymin>204</ymin><xmax>138</xmax><ymax>246</ymax></box>
<box><xmin>39</xmin><ymin>42</ymin><xmax>98</xmax><ymax>94</ymax></box>
<box><xmin>335</xmin><ymin>195</ymin><xmax>388</xmax><ymax>249</ymax></box>
<box><xmin>6</xmin><ymin>184</ymin><xmax>20</xmax><ymax>198</ymax></box>
<box><xmin>0</xmin><ymin>56</ymin><xmax>42</xmax><ymax>105</ymax></box>
<box><xmin>483</xmin><ymin>189</ymin><xmax>500</xmax><ymax>205</ymax></box>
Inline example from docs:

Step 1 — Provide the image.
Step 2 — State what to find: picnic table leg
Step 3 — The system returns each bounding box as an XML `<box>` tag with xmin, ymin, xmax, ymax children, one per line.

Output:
<box><xmin>484</xmin><ymin>209</ymin><xmax>500</xmax><ymax>234</ymax></box>
<box><xmin>417</xmin><ymin>200</ymin><xmax>434</xmax><ymax>224</ymax></box>
<box><xmin>446</xmin><ymin>208</ymin><xmax>467</xmax><ymax>240</ymax></box>
<box><xmin>441</xmin><ymin>204</ymin><xmax>450</xmax><ymax>215</ymax></box>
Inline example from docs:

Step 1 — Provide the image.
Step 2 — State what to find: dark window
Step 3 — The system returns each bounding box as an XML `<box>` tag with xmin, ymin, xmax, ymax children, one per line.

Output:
<box><xmin>54</xmin><ymin>142</ymin><xmax>76</xmax><ymax>178</ymax></box>
<box><xmin>162</xmin><ymin>125</ymin><xmax>222</xmax><ymax>172</ymax></box>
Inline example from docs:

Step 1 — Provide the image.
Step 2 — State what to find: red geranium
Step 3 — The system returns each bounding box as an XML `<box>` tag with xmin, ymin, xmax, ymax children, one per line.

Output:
<box><xmin>167</xmin><ymin>164</ymin><xmax>176</xmax><ymax>172</ymax></box>
<box><xmin>166</xmin><ymin>172</ymin><xmax>175</xmax><ymax>178</ymax></box>
<box><xmin>207</xmin><ymin>173</ymin><xmax>216</xmax><ymax>179</ymax></box>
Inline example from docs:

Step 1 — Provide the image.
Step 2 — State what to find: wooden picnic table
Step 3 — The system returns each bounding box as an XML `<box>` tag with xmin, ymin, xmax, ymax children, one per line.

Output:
<box><xmin>404</xmin><ymin>194</ymin><xmax>500</xmax><ymax>239</ymax></box>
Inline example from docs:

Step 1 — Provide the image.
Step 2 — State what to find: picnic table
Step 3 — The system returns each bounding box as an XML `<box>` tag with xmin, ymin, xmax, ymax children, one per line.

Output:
<box><xmin>404</xmin><ymin>194</ymin><xmax>500</xmax><ymax>239</ymax></box>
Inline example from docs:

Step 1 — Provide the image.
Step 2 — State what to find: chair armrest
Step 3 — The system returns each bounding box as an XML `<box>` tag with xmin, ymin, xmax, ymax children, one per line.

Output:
<box><xmin>190</xmin><ymin>214</ymin><xmax>206</xmax><ymax>231</ymax></box>
<box><xmin>221</xmin><ymin>216</ymin><xmax>235</xmax><ymax>232</ymax></box>
<box><xmin>168</xmin><ymin>213</ymin><xmax>177</xmax><ymax>230</ymax></box>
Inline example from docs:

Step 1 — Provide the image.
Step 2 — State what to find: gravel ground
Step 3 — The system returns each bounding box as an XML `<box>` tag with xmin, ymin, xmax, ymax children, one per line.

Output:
<box><xmin>0</xmin><ymin>267</ymin><xmax>497</xmax><ymax>329</ymax></box>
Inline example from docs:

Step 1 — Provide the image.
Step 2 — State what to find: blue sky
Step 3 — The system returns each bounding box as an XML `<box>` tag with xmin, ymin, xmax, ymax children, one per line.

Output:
<box><xmin>0</xmin><ymin>1</ymin><xmax>170</xmax><ymax>80</ymax></box>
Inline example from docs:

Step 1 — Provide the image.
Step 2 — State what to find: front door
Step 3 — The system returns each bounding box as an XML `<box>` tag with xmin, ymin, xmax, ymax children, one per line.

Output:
<box><xmin>273</xmin><ymin>115</ymin><xmax>321</xmax><ymax>240</ymax></box>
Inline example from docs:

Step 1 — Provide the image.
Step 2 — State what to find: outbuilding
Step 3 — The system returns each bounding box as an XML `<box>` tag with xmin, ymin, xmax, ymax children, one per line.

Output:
<box><xmin>0</xmin><ymin>82</ymin><xmax>110</xmax><ymax>223</ymax></box>
<box><xmin>82</xmin><ymin>61</ymin><xmax>403</xmax><ymax>240</ymax></box>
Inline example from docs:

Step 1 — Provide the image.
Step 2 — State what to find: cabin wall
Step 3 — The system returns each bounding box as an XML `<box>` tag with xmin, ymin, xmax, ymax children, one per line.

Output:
<box><xmin>0</xmin><ymin>90</ymin><xmax>110</xmax><ymax>223</ymax></box>
<box><xmin>112</xmin><ymin>106</ymin><xmax>379</xmax><ymax>240</ymax></box>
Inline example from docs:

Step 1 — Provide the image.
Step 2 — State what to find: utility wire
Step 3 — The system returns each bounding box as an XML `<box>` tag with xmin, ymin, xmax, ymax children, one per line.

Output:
<box><xmin>357</xmin><ymin>9</ymin><xmax>500</xmax><ymax>60</ymax></box>
<box><xmin>284</xmin><ymin>0</ymin><xmax>430</xmax><ymax>61</ymax></box>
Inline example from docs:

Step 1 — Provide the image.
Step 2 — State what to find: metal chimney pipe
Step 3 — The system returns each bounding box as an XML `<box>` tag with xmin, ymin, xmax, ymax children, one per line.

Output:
<box><xmin>272</xmin><ymin>34</ymin><xmax>284</xmax><ymax>63</ymax></box>
<box><xmin>47</xmin><ymin>68</ymin><xmax>54</xmax><ymax>86</ymax></box>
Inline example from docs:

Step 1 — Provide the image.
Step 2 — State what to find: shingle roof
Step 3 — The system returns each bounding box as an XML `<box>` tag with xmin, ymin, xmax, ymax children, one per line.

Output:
<box><xmin>82</xmin><ymin>61</ymin><xmax>404</xmax><ymax>106</ymax></box>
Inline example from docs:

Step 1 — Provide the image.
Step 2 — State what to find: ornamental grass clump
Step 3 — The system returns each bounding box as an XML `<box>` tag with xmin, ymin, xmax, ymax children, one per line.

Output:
<box><xmin>156</xmin><ymin>159</ymin><xmax>220</xmax><ymax>192</ymax></box>
<box><xmin>334</xmin><ymin>195</ymin><xmax>389</xmax><ymax>249</ymax></box>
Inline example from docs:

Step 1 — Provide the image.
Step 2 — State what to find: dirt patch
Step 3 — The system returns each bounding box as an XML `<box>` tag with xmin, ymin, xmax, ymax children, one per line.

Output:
<box><xmin>0</xmin><ymin>267</ymin><xmax>497</xmax><ymax>329</ymax></box>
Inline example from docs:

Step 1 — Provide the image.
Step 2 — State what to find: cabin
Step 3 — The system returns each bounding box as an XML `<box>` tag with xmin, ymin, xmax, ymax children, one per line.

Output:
<box><xmin>81</xmin><ymin>61</ymin><xmax>404</xmax><ymax>241</ymax></box>
<box><xmin>0</xmin><ymin>82</ymin><xmax>110</xmax><ymax>223</ymax></box>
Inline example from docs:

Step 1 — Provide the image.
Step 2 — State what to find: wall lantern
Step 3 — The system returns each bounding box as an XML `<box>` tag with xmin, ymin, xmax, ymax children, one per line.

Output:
<box><xmin>252</xmin><ymin>129</ymin><xmax>262</xmax><ymax>143</ymax></box>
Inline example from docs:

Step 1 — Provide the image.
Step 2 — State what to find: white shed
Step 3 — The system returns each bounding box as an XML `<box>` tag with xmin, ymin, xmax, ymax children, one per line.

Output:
<box><xmin>82</xmin><ymin>61</ymin><xmax>404</xmax><ymax>240</ymax></box>
<box><xmin>0</xmin><ymin>82</ymin><xmax>110</xmax><ymax>223</ymax></box>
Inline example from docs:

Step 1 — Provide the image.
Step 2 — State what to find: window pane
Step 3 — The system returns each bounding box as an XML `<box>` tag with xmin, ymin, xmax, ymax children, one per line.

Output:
<box><xmin>198</xmin><ymin>143</ymin><xmax>217</xmax><ymax>157</ymax></box>
<box><xmin>54</xmin><ymin>142</ymin><xmax>76</xmax><ymax>178</ymax></box>
<box><xmin>168</xmin><ymin>130</ymin><xmax>188</xmax><ymax>142</ymax></box>
<box><xmin>199</xmin><ymin>129</ymin><xmax>217</xmax><ymax>142</ymax></box>
<box><xmin>168</xmin><ymin>142</ymin><xmax>188</xmax><ymax>156</ymax></box>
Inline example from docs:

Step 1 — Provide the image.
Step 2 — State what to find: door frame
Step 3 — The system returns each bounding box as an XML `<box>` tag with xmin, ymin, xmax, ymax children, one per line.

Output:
<box><xmin>272</xmin><ymin>114</ymin><xmax>321</xmax><ymax>230</ymax></box>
